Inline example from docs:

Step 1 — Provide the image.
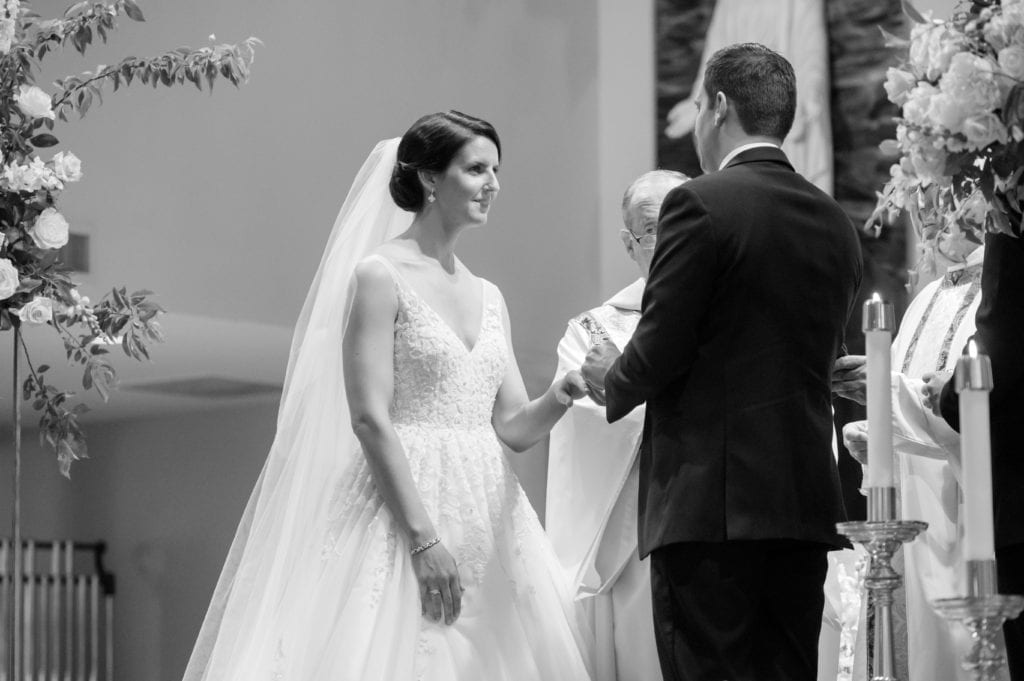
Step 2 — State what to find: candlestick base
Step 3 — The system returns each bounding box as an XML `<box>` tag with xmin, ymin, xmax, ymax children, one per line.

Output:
<box><xmin>933</xmin><ymin>595</ymin><xmax>1024</xmax><ymax>681</ymax></box>
<box><xmin>933</xmin><ymin>559</ymin><xmax>1024</xmax><ymax>681</ymax></box>
<box><xmin>837</xmin><ymin>519</ymin><xmax>927</xmax><ymax>681</ymax></box>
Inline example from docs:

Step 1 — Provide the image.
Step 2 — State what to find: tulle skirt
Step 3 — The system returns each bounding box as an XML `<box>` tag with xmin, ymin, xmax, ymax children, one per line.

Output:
<box><xmin>235</xmin><ymin>422</ymin><xmax>593</xmax><ymax>680</ymax></box>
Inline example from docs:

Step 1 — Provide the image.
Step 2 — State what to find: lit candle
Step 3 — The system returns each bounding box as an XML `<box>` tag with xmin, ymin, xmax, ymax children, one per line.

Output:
<box><xmin>863</xmin><ymin>293</ymin><xmax>896</xmax><ymax>491</ymax></box>
<box><xmin>956</xmin><ymin>340</ymin><xmax>995</xmax><ymax>561</ymax></box>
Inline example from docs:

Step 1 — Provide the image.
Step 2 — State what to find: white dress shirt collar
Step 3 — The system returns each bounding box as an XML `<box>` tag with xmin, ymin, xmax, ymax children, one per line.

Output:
<box><xmin>718</xmin><ymin>142</ymin><xmax>781</xmax><ymax>171</ymax></box>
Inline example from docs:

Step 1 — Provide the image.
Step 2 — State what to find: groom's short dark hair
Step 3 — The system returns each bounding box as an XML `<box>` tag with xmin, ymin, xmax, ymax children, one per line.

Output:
<box><xmin>702</xmin><ymin>43</ymin><xmax>796</xmax><ymax>141</ymax></box>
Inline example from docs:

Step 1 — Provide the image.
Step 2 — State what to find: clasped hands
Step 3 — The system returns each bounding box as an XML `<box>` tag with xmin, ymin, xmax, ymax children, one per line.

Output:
<box><xmin>579</xmin><ymin>338</ymin><xmax>621</xmax><ymax>406</ymax></box>
<box><xmin>833</xmin><ymin>354</ymin><xmax>953</xmax><ymax>465</ymax></box>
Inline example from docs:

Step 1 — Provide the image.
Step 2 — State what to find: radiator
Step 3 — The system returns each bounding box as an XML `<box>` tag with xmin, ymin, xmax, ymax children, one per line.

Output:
<box><xmin>0</xmin><ymin>540</ymin><xmax>114</xmax><ymax>681</ymax></box>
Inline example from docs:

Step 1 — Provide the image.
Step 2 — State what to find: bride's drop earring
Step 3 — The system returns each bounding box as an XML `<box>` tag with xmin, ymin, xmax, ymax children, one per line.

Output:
<box><xmin>427</xmin><ymin>188</ymin><xmax>436</xmax><ymax>204</ymax></box>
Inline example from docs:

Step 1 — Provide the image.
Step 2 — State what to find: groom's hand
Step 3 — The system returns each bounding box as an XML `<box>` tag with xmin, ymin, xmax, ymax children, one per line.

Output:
<box><xmin>832</xmin><ymin>354</ymin><xmax>867</xmax><ymax>405</ymax></box>
<box><xmin>581</xmin><ymin>339</ymin><xmax>620</xmax><ymax>407</ymax></box>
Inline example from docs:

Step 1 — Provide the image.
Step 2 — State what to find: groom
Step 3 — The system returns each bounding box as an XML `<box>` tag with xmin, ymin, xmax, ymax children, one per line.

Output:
<box><xmin>581</xmin><ymin>43</ymin><xmax>863</xmax><ymax>681</ymax></box>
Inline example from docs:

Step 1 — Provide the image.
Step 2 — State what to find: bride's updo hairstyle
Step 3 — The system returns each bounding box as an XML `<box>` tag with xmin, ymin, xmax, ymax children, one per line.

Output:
<box><xmin>390</xmin><ymin>110</ymin><xmax>502</xmax><ymax>212</ymax></box>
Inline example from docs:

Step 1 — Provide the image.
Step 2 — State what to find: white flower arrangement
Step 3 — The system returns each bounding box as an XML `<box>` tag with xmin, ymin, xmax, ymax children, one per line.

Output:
<box><xmin>870</xmin><ymin>0</ymin><xmax>1024</xmax><ymax>278</ymax></box>
<box><xmin>0</xmin><ymin>0</ymin><xmax>259</xmax><ymax>474</ymax></box>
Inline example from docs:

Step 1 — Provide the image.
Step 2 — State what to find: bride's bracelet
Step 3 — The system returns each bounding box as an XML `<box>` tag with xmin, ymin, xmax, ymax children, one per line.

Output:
<box><xmin>410</xmin><ymin>536</ymin><xmax>441</xmax><ymax>556</ymax></box>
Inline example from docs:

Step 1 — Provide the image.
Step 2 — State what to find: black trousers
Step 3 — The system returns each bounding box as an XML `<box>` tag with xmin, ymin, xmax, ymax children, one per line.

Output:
<box><xmin>999</xmin><ymin>543</ymin><xmax>1024</xmax><ymax>681</ymax></box>
<box><xmin>649</xmin><ymin>540</ymin><xmax>829</xmax><ymax>681</ymax></box>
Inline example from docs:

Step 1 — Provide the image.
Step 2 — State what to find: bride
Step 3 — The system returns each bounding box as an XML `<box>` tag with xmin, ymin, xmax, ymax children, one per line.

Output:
<box><xmin>181</xmin><ymin>111</ymin><xmax>594</xmax><ymax>680</ymax></box>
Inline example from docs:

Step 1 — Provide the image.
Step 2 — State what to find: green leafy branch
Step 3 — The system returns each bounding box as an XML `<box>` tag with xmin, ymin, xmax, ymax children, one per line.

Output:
<box><xmin>18</xmin><ymin>328</ymin><xmax>89</xmax><ymax>477</ymax></box>
<box><xmin>0</xmin><ymin>0</ymin><xmax>257</xmax><ymax>474</ymax></box>
<box><xmin>20</xmin><ymin>286</ymin><xmax>165</xmax><ymax>477</ymax></box>
<box><xmin>22</xmin><ymin>0</ymin><xmax>145</xmax><ymax>59</ymax></box>
<box><xmin>52</xmin><ymin>36</ymin><xmax>261</xmax><ymax>120</ymax></box>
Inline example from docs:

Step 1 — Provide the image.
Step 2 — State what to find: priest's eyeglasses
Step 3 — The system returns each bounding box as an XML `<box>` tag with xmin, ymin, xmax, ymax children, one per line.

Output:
<box><xmin>622</xmin><ymin>229</ymin><xmax>657</xmax><ymax>249</ymax></box>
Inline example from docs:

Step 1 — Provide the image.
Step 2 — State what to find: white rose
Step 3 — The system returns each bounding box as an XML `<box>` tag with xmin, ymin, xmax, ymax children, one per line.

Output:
<box><xmin>994</xmin><ymin>6</ymin><xmax>1024</xmax><ymax>51</ymax></box>
<box><xmin>17</xmin><ymin>296</ymin><xmax>53</xmax><ymax>325</ymax></box>
<box><xmin>1005</xmin><ymin>4</ymin><xmax>1024</xmax><ymax>26</ymax></box>
<box><xmin>51</xmin><ymin>151</ymin><xmax>82</xmax><ymax>183</ymax></box>
<box><xmin>0</xmin><ymin>258</ymin><xmax>19</xmax><ymax>300</ymax></box>
<box><xmin>999</xmin><ymin>45</ymin><xmax>1024</xmax><ymax>81</ymax></box>
<box><xmin>962</xmin><ymin>112</ymin><xmax>1008</xmax><ymax>150</ymax></box>
<box><xmin>884</xmin><ymin>68</ymin><xmax>917</xmax><ymax>106</ymax></box>
<box><xmin>30</xmin><ymin>208</ymin><xmax>69</xmax><ymax>249</ymax></box>
<box><xmin>985</xmin><ymin>16</ymin><xmax>1010</xmax><ymax>51</ymax></box>
<box><xmin>14</xmin><ymin>84</ymin><xmax>54</xmax><ymax>120</ymax></box>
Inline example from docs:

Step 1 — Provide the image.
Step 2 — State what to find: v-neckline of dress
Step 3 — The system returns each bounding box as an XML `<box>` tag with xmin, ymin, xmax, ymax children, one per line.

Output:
<box><xmin>377</xmin><ymin>255</ymin><xmax>487</xmax><ymax>355</ymax></box>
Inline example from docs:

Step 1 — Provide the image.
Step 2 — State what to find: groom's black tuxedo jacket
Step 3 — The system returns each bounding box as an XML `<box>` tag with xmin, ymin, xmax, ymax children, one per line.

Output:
<box><xmin>605</xmin><ymin>147</ymin><xmax>863</xmax><ymax>558</ymax></box>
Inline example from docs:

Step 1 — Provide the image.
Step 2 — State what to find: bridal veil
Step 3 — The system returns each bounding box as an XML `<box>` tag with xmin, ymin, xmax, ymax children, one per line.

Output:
<box><xmin>182</xmin><ymin>138</ymin><xmax>412</xmax><ymax>679</ymax></box>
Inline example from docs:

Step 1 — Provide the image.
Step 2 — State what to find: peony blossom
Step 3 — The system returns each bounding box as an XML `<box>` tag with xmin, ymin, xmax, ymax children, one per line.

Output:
<box><xmin>909</xmin><ymin>20</ymin><xmax>962</xmax><ymax>81</ymax></box>
<box><xmin>14</xmin><ymin>84</ymin><xmax>54</xmax><ymax>120</ymax></box>
<box><xmin>0</xmin><ymin>258</ymin><xmax>19</xmax><ymax>300</ymax></box>
<box><xmin>940</xmin><ymin>53</ymin><xmax>1004</xmax><ymax>117</ymax></box>
<box><xmin>17</xmin><ymin>296</ymin><xmax>54</xmax><ymax>325</ymax></box>
<box><xmin>902</xmin><ymin>82</ymin><xmax>940</xmax><ymax>128</ymax></box>
<box><xmin>51</xmin><ymin>151</ymin><xmax>82</xmax><ymax>183</ymax></box>
<box><xmin>927</xmin><ymin>92</ymin><xmax>971</xmax><ymax>132</ymax></box>
<box><xmin>884</xmin><ymin>68</ymin><xmax>917</xmax><ymax>106</ymax></box>
<box><xmin>30</xmin><ymin>208</ymin><xmax>70</xmax><ymax>249</ymax></box>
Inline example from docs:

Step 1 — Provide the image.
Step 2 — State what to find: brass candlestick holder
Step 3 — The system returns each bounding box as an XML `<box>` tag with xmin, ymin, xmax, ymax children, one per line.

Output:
<box><xmin>837</xmin><ymin>487</ymin><xmax>927</xmax><ymax>681</ymax></box>
<box><xmin>933</xmin><ymin>559</ymin><xmax>1024</xmax><ymax>681</ymax></box>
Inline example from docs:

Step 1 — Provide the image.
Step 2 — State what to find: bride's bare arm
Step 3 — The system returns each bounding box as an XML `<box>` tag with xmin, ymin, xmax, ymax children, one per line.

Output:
<box><xmin>343</xmin><ymin>260</ymin><xmax>462</xmax><ymax>624</ymax></box>
<box><xmin>491</xmin><ymin>296</ymin><xmax>587</xmax><ymax>453</ymax></box>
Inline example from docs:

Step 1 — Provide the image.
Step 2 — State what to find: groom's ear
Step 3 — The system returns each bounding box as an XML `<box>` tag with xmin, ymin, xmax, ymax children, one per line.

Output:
<box><xmin>713</xmin><ymin>91</ymin><xmax>728</xmax><ymax>127</ymax></box>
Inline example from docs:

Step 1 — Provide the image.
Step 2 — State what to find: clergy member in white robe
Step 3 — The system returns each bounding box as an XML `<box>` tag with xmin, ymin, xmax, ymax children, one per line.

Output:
<box><xmin>547</xmin><ymin>170</ymin><xmax>687</xmax><ymax>681</ymax></box>
<box><xmin>665</xmin><ymin>0</ymin><xmax>833</xmax><ymax>194</ymax></box>
<box><xmin>837</xmin><ymin>244</ymin><xmax>1001</xmax><ymax>681</ymax></box>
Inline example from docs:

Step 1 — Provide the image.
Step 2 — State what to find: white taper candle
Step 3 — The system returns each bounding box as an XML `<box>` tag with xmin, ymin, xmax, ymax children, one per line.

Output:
<box><xmin>863</xmin><ymin>293</ymin><xmax>896</xmax><ymax>493</ymax></box>
<box><xmin>956</xmin><ymin>340</ymin><xmax>995</xmax><ymax>561</ymax></box>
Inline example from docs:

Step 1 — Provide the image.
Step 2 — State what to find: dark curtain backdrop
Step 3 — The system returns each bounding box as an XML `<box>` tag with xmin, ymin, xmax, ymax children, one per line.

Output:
<box><xmin>655</xmin><ymin>0</ymin><xmax>909</xmax><ymax>520</ymax></box>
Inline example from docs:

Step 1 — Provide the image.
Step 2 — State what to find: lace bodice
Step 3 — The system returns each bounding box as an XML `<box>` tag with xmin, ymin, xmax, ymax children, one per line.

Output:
<box><xmin>369</xmin><ymin>256</ymin><xmax>508</xmax><ymax>430</ymax></box>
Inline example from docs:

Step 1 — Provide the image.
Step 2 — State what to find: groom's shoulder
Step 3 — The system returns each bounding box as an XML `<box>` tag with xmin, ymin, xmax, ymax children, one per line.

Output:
<box><xmin>662</xmin><ymin>169</ymin><xmax>741</xmax><ymax>211</ymax></box>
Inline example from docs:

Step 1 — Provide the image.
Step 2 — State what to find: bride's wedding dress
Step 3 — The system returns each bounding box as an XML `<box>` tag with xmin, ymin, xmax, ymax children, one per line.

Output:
<box><xmin>300</xmin><ymin>255</ymin><xmax>592</xmax><ymax>679</ymax></box>
<box><xmin>182</xmin><ymin>138</ymin><xmax>592</xmax><ymax>681</ymax></box>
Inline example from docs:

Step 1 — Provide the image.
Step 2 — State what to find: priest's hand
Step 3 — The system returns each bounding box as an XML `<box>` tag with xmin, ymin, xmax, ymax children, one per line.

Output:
<box><xmin>832</xmin><ymin>354</ymin><xmax>867</xmax><ymax>405</ymax></box>
<box><xmin>922</xmin><ymin>370</ymin><xmax>953</xmax><ymax>416</ymax></box>
<box><xmin>581</xmin><ymin>339</ymin><xmax>620</xmax><ymax>407</ymax></box>
<box><xmin>842</xmin><ymin>419</ymin><xmax>868</xmax><ymax>465</ymax></box>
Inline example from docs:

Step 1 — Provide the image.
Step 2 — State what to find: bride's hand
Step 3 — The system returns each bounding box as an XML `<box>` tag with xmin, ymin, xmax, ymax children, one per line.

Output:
<box><xmin>554</xmin><ymin>370</ymin><xmax>589</xmax><ymax>406</ymax></box>
<box><xmin>412</xmin><ymin>541</ymin><xmax>462</xmax><ymax>625</ymax></box>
